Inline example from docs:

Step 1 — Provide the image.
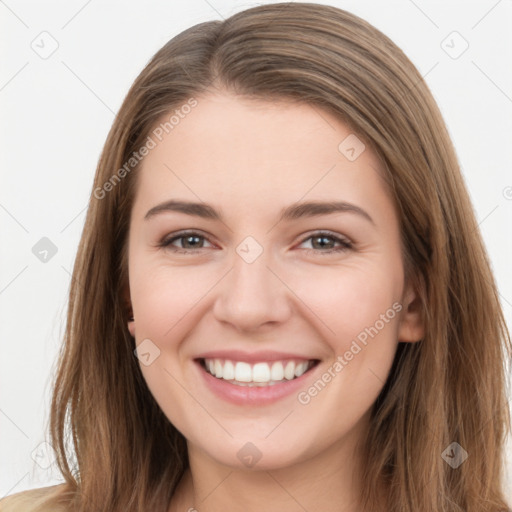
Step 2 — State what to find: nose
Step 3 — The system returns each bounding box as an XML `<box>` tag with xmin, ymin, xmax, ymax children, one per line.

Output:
<box><xmin>212</xmin><ymin>247</ymin><xmax>292</xmax><ymax>332</ymax></box>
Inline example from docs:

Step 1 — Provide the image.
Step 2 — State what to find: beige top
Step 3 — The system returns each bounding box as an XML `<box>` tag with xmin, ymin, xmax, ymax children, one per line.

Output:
<box><xmin>0</xmin><ymin>484</ymin><xmax>70</xmax><ymax>512</ymax></box>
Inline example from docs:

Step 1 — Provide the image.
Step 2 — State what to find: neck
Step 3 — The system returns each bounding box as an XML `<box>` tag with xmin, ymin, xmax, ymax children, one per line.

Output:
<box><xmin>169</xmin><ymin>416</ymin><xmax>373</xmax><ymax>512</ymax></box>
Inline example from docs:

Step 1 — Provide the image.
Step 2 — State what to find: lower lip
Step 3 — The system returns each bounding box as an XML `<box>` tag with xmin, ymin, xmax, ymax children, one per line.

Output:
<box><xmin>194</xmin><ymin>359</ymin><xmax>319</xmax><ymax>406</ymax></box>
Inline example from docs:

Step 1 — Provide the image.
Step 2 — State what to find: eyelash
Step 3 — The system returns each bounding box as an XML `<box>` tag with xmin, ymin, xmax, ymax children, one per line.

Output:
<box><xmin>158</xmin><ymin>230</ymin><xmax>353</xmax><ymax>255</ymax></box>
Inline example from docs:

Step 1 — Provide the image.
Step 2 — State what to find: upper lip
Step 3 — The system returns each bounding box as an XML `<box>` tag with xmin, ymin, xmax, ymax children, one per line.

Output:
<box><xmin>194</xmin><ymin>350</ymin><xmax>319</xmax><ymax>363</ymax></box>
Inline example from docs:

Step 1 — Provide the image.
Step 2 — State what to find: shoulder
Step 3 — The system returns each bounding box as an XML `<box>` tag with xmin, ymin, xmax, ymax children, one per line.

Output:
<box><xmin>0</xmin><ymin>484</ymin><xmax>70</xmax><ymax>512</ymax></box>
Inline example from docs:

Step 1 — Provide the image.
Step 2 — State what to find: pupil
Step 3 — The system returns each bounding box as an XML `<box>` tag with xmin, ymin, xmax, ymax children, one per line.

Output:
<box><xmin>314</xmin><ymin>236</ymin><xmax>332</xmax><ymax>249</ymax></box>
<box><xmin>184</xmin><ymin>235</ymin><xmax>201</xmax><ymax>248</ymax></box>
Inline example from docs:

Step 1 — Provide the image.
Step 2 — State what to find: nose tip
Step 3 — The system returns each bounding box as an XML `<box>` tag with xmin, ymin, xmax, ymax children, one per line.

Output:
<box><xmin>212</xmin><ymin>249</ymin><xmax>291</xmax><ymax>331</ymax></box>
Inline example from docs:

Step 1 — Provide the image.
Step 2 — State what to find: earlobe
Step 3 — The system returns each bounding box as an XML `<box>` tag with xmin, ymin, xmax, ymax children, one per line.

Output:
<box><xmin>127</xmin><ymin>317</ymin><xmax>135</xmax><ymax>338</ymax></box>
<box><xmin>127</xmin><ymin>308</ymin><xmax>135</xmax><ymax>337</ymax></box>
<box><xmin>397</xmin><ymin>285</ymin><xmax>425</xmax><ymax>343</ymax></box>
<box><xmin>121</xmin><ymin>282</ymin><xmax>135</xmax><ymax>338</ymax></box>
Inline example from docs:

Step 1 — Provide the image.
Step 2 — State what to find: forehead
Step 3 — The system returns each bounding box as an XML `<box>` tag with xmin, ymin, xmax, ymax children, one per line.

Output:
<box><xmin>132</xmin><ymin>92</ymin><xmax>392</xmax><ymax>220</ymax></box>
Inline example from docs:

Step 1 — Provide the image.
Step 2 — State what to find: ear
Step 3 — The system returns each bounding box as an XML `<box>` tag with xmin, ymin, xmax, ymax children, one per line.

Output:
<box><xmin>121</xmin><ymin>281</ymin><xmax>136</xmax><ymax>338</ymax></box>
<box><xmin>127</xmin><ymin>315</ymin><xmax>136</xmax><ymax>338</ymax></box>
<box><xmin>397</xmin><ymin>280</ymin><xmax>424</xmax><ymax>343</ymax></box>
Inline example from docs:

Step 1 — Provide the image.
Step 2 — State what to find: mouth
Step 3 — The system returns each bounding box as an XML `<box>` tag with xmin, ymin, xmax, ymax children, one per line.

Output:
<box><xmin>195</xmin><ymin>357</ymin><xmax>321</xmax><ymax>387</ymax></box>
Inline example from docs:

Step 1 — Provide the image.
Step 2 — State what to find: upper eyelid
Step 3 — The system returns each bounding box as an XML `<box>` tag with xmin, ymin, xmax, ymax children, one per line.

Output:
<box><xmin>161</xmin><ymin>230</ymin><xmax>352</xmax><ymax>248</ymax></box>
<box><xmin>163</xmin><ymin>230</ymin><xmax>215</xmax><ymax>245</ymax></box>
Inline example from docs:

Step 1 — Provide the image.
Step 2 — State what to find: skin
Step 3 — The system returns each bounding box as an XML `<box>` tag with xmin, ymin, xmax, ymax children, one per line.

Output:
<box><xmin>125</xmin><ymin>91</ymin><xmax>424</xmax><ymax>512</ymax></box>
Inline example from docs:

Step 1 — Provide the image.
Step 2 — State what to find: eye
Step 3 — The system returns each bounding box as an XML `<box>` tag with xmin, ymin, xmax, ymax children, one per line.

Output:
<box><xmin>158</xmin><ymin>230</ymin><xmax>353</xmax><ymax>255</ymax></box>
<box><xmin>297</xmin><ymin>231</ymin><xmax>353</xmax><ymax>255</ymax></box>
<box><xmin>159</xmin><ymin>231</ymin><xmax>214</xmax><ymax>253</ymax></box>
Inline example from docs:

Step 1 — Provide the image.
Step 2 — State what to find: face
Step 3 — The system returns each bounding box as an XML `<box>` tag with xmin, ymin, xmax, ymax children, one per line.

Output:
<box><xmin>126</xmin><ymin>91</ymin><xmax>423</xmax><ymax>471</ymax></box>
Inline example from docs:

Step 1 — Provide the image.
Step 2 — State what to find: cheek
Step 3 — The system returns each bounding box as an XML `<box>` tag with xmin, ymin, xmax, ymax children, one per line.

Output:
<box><xmin>130</xmin><ymin>263</ymin><xmax>218</xmax><ymax>337</ymax></box>
<box><xmin>130</xmin><ymin>264</ymin><xmax>210</xmax><ymax>429</ymax></box>
<box><xmin>292</xmin><ymin>267</ymin><xmax>402</xmax><ymax>427</ymax></box>
<box><xmin>289</xmin><ymin>261</ymin><xmax>402</xmax><ymax>351</ymax></box>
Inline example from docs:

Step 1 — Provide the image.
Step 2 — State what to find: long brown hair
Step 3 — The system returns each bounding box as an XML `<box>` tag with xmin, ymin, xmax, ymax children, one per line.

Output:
<box><xmin>8</xmin><ymin>3</ymin><xmax>512</xmax><ymax>511</ymax></box>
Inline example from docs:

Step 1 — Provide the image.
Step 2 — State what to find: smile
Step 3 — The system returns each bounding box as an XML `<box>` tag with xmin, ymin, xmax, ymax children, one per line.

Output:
<box><xmin>199</xmin><ymin>358</ymin><xmax>319</xmax><ymax>386</ymax></box>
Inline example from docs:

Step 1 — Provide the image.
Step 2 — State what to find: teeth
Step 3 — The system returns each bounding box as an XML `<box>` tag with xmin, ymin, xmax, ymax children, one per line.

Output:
<box><xmin>202</xmin><ymin>358</ymin><xmax>315</xmax><ymax>385</ymax></box>
<box><xmin>223</xmin><ymin>360</ymin><xmax>235</xmax><ymax>380</ymax></box>
<box><xmin>295</xmin><ymin>362</ymin><xmax>308</xmax><ymax>377</ymax></box>
<box><xmin>235</xmin><ymin>362</ymin><xmax>252</xmax><ymax>382</ymax></box>
<box><xmin>284</xmin><ymin>361</ymin><xmax>295</xmax><ymax>380</ymax></box>
<box><xmin>270</xmin><ymin>361</ymin><xmax>284</xmax><ymax>381</ymax></box>
<box><xmin>252</xmin><ymin>362</ymin><xmax>270</xmax><ymax>382</ymax></box>
<box><xmin>214</xmin><ymin>359</ymin><xmax>223</xmax><ymax>378</ymax></box>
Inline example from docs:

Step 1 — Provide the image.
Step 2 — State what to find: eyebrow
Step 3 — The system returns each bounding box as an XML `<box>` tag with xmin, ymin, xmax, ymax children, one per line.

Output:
<box><xmin>144</xmin><ymin>199</ymin><xmax>375</xmax><ymax>225</ymax></box>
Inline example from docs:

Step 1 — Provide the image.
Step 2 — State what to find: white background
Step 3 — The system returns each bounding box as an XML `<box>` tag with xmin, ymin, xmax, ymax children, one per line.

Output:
<box><xmin>1</xmin><ymin>0</ymin><xmax>511</xmax><ymax>499</ymax></box>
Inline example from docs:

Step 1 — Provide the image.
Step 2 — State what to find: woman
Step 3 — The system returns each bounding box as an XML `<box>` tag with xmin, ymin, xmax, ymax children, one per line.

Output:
<box><xmin>2</xmin><ymin>3</ymin><xmax>510</xmax><ymax>511</ymax></box>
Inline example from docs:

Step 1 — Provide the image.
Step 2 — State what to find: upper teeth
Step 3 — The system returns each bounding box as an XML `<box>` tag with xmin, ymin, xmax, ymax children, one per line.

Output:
<box><xmin>204</xmin><ymin>358</ymin><xmax>314</xmax><ymax>385</ymax></box>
